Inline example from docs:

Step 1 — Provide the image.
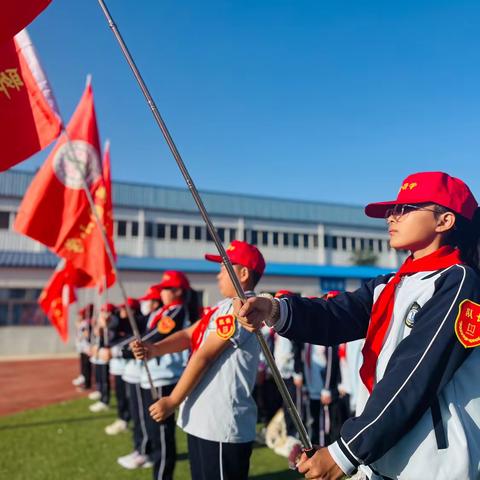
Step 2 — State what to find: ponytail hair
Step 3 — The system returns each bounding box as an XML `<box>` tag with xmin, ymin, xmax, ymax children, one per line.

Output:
<box><xmin>437</xmin><ymin>206</ymin><xmax>480</xmax><ymax>271</ymax></box>
<box><xmin>183</xmin><ymin>288</ymin><xmax>202</xmax><ymax>325</ymax></box>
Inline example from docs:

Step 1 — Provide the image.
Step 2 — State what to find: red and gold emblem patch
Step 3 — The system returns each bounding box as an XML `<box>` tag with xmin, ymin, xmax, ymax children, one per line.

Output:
<box><xmin>454</xmin><ymin>299</ymin><xmax>480</xmax><ymax>348</ymax></box>
<box><xmin>157</xmin><ymin>316</ymin><xmax>176</xmax><ymax>334</ymax></box>
<box><xmin>216</xmin><ymin>314</ymin><xmax>236</xmax><ymax>340</ymax></box>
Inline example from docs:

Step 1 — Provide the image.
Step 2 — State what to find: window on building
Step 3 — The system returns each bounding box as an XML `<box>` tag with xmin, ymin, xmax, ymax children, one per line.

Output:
<box><xmin>117</xmin><ymin>220</ymin><xmax>127</xmax><ymax>237</ymax></box>
<box><xmin>351</xmin><ymin>238</ymin><xmax>357</xmax><ymax>250</ymax></box>
<box><xmin>293</xmin><ymin>233</ymin><xmax>299</xmax><ymax>248</ymax></box>
<box><xmin>182</xmin><ymin>225</ymin><xmax>190</xmax><ymax>240</ymax></box>
<box><xmin>0</xmin><ymin>211</ymin><xmax>9</xmax><ymax>229</ymax></box>
<box><xmin>0</xmin><ymin>288</ymin><xmax>48</xmax><ymax>326</ymax></box>
<box><xmin>324</xmin><ymin>235</ymin><xmax>338</xmax><ymax>250</ymax></box>
<box><xmin>341</xmin><ymin>236</ymin><xmax>348</xmax><ymax>251</ymax></box>
<box><xmin>206</xmin><ymin>229</ymin><xmax>215</xmax><ymax>242</ymax></box>
<box><xmin>303</xmin><ymin>234</ymin><xmax>309</xmax><ymax>248</ymax></box>
<box><xmin>313</xmin><ymin>235</ymin><xmax>319</xmax><ymax>248</ymax></box>
<box><xmin>262</xmin><ymin>231</ymin><xmax>269</xmax><ymax>246</ymax></box>
<box><xmin>170</xmin><ymin>224</ymin><xmax>178</xmax><ymax>240</ymax></box>
<box><xmin>229</xmin><ymin>228</ymin><xmax>236</xmax><ymax>242</ymax></box>
<box><xmin>273</xmin><ymin>232</ymin><xmax>279</xmax><ymax>246</ymax></box>
<box><xmin>378</xmin><ymin>239</ymin><xmax>383</xmax><ymax>252</ymax></box>
<box><xmin>217</xmin><ymin>227</ymin><xmax>225</xmax><ymax>242</ymax></box>
<box><xmin>283</xmin><ymin>232</ymin><xmax>290</xmax><ymax>246</ymax></box>
<box><xmin>156</xmin><ymin>223</ymin><xmax>166</xmax><ymax>239</ymax></box>
<box><xmin>251</xmin><ymin>230</ymin><xmax>258</xmax><ymax>245</ymax></box>
<box><xmin>194</xmin><ymin>226</ymin><xmax>203</xmax><ymax>241</ymax></box>
<box><xmin>131</xmin><ymin>221</ymin><xmax>139</xmax><ymax>237</ymax></box>
<box><xmin>320</xmin><ymin>278</ymin><xmax>345</xmax><ymax>293</ymax></box>
<box><xmin>360</xmin><ymin>238</ymin><xmax>366</xmax><ymax>250</ymax></box>
<box><xmin>145</xmin><ymin>221</ymin><xmax>154</xmax><ymax>237</ymax></box>
<box><xmin>368</xmin><ymin>239</ymin><xmax>374</xmax><ymax>251</ymax></box>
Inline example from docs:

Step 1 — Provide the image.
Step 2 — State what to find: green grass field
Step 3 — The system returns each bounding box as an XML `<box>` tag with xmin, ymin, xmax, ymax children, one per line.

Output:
<box><xmin>0</xmin><ymin>397</ymin><xmax>300</xmax><ymax>480</ymax></box>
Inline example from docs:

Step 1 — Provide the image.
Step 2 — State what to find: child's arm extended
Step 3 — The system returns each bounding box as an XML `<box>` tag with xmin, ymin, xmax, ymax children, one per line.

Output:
<box><xmin>149</xmin><ymin>332</ymin><xmax>231</xmax><ymax>422</ymax></box>
<box><xmin>131</xmin><ymin>320</ymin><xmax>199</xmax><ymax>359</ymax></box>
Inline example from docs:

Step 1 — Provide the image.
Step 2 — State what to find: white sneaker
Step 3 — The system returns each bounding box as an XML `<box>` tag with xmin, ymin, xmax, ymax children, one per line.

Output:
<box><xmin>88</xmin><ymin>391</ymin><xmax>101</xmax><ymax>401</ymax></box>
<box><xmin>89</xmin><ymin>401</ymin><xmax>109</xmax><ymax>413</ymax></box>
<box><xmin>72</xmin><ymin>375</ymin><xmax>85</xmax><ymax>386</ymax></box>
<box><xmin>117</xmin><ymin>451</ymin><xmax>151</xmax><ymax>469</ymax></box>
<box><xmin>105</xmin><ymin>419</ymin><xmax>128</xmax><ymax>435</ymax></box>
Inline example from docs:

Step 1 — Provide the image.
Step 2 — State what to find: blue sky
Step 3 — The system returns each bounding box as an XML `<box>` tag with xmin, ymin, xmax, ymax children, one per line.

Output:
<box><xmin>18</xmin><ymin>0</ymin><xmax>480</xmax><ymax>206</ymax></box>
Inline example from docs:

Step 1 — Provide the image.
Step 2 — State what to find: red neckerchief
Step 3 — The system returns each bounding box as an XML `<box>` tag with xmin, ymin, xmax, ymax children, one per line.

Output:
<box><xmin>360</xmin><ymin>245</ymin><xmax>462</xmax><ymax>393</ymax></box>
<box><xmin>149</xmin><ymin>300</ymin><xmax>183</xmax><ymax>330</ymax></box>
<box><xmin>190</xmin><ymin>306</ymin><xmax>219</xmax><ymax>355</ymax></box>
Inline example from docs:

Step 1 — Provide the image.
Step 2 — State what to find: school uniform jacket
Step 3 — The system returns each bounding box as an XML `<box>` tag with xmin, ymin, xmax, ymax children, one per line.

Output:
<box><xmin>275</xmin><ymin>264</ymin><xmax>480</xmax><ymax>479</ymax></box>
<box><xmin>139</xmin><ymin>303</ymin><xmax>188</xmax><ymax>389</ymax></box>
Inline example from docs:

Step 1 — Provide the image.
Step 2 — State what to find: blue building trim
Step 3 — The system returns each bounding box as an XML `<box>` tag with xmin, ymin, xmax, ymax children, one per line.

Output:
<box><xmin>0</xmin><ymin>250</ymin><xmax>392</xmax><ymax>279</ymax></box>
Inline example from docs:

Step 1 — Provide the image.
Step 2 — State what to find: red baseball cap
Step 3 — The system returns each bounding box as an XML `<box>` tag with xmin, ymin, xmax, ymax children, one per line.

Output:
<box><xmin>365</xmin><ymin>171</ymin><xmax>478</xmax><ymax>220</ymax></box>
<box><xmin>275</xmin><ymin>290</ymin><xmax>294</xmax><ymax>298</ymax></box>
<box><xmin>120</xmin><ymin>298</ymin><xmax>140</xmax><ymax>310</ymax></box>
<box><xmin>205</xmin><ymin>240</ymin><xmax>266</xmax><ymax>276</ymax></box>
<box><xmin>101</xmin><ymin>303</ymin><xmax>116</xmax><ymax>313</ymax></box>
<box><xmin>139</xmin><ymin>285</ymin><xmax>163</xmax><ymax>301</ymax></box>
<box><xmin>156</xmin><ymin>270</ymin><xmax>190</xmax><ymax>290</ymax></box>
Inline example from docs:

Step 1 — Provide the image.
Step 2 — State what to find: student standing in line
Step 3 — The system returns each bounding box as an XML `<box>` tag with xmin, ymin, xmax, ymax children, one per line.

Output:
<box><xmin>132</xmin><ymin>241</ymin><xmax>265</xmax><ymax>480</ymax></box>
<box><xmin>236</xmin><ymin>172</ymin><xmax>480</xmax><ymax>480</ymax></box>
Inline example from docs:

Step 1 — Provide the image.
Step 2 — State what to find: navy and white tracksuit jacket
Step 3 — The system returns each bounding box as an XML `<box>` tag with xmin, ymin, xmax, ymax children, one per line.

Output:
<box><xmin>274</xmin><ymin>264</ymin><xmax>480</xmax><ymax>479</ymax></box>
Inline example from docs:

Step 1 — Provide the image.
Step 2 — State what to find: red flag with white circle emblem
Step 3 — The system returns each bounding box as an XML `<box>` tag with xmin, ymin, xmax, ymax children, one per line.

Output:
<box><xmin>14</xmin><ymin>78</ymin><xmax>109</xmax><ymax>288</ymax></box>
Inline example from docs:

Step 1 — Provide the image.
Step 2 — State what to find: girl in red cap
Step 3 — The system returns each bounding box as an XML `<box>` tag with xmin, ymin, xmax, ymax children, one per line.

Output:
<box><xmin>236</xmin><ymin>172</ymin><xmax>480</xmax><ymax>480</ymax></box>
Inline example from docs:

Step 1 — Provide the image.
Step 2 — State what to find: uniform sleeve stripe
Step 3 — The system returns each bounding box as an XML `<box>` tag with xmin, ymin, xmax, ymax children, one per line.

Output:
<box><xmin>347</xmin><ymin>265</ymin><xmax>466</xmax><ymax>447</ymax></box>
<box><xmin>338</xmin><ymin>436</ymin><xmax>361</xmax><ymax>466</ymax></box>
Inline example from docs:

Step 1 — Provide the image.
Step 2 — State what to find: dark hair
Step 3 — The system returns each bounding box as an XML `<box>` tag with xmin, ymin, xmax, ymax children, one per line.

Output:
<box><xmin>184</xmin><ymin>288</ymin><xmax>201</xmax><ymax>324</ymax></box>
<box><xmin>435</xmin><ymin>205</ymin><xmax>480</xmax><ymax>271</ymax></box>
<box><xmin>250</xmin><ymin>269</ymin><xmax>262</xmax><ymax>289</ymax></box>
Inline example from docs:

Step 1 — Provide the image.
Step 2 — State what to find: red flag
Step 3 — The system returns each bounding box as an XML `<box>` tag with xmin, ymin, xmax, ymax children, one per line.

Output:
<box><xmin>14</xmin><ymin>79</ymin><xmax>111</xmax><ymax>289</ymax></box>
<box><xmin>0</xmin><ymin>1</ymin><xmax>52</xmax><ymax>44</ymax></box>
<box><xmin>39</xmin><ymin>261</ymin><xmax>77</xmax><ymax>342</ymax></box>
<box><xmin>97</xmin><ymin>140</ymin><xmax>117</xmax><ymax>289</ymax></box>
<box><xmin>0</xmin><ymin>29</ymin><xmax>62</xmax><ymax>171</ymax></box>
<box><xmin>74</xmin><ymin>152</ymin><xmax>116</xmax><ymax>291</ymax></box>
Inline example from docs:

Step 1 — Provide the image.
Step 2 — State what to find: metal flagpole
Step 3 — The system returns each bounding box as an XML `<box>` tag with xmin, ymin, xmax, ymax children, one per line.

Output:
<box><xmin>62</xmin><ymin>129</ymin><xmax>158</xmax><ymax>400</ymax></box>
<box><xmin>96</xmin><ymin>0</ymin><xmax>312</xmax><ymax>452</ymax></box>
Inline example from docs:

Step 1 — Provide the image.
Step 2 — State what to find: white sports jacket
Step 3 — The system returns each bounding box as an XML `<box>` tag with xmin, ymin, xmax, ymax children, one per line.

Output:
<box><xmin>275</xmin><ymin>264</ymin><xmax>480</xmax><ymax>480</ymax></box>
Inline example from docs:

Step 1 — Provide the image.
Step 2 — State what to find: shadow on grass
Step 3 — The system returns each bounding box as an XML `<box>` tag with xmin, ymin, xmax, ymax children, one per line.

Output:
<box><xmin>0</xmin><ymin>413</ymin><xmax>115</xmax><ymax>431</ymax></box>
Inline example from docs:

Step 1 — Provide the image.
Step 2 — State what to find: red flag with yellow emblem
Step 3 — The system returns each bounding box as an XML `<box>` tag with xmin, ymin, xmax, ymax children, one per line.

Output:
<box><xmin>0</xmin><ymin>29</ymin><xmax>62</xmax><ymax>171</ymax></box>
<box><xmin>39</xmin><ymin>261</ymin><xmax>78</xmax><ymax>342</ymax></box>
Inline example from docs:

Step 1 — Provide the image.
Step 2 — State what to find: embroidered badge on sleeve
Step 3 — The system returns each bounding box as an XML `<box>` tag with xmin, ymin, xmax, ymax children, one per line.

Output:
<box><xmin>157</xmin><ymin>316</ymin><xmax>176</xmax><ymax>334</ymax></box>
<box><xmin>215</xmin><ymin>314</ymin><xmax>236</xmax><ymax>340</ymax></box>
<box><xmin>454</xmin><ymin>299</ymin><xmax>480</xmax><ymax>348</ymax></box>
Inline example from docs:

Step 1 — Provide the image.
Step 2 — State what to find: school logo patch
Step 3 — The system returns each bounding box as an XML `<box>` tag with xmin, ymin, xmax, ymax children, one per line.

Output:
<box><xmin>216</xmin><ymin>314</ymin><xmax>236</xmax><ymax>340</ymax></box>
<box><xmin>454</xmin><ymin>299</ymin><xmax>480</xmax><ymax>348</ymax></box>
<box><xmin>404</xmin><ymin>302</ymin><xmax>421</xmax><ymax>328</ymax></box>
<box><xmin>157</xmin><ymin>316</ymin><xmax>176</xmax><ymax>334</ymax></box>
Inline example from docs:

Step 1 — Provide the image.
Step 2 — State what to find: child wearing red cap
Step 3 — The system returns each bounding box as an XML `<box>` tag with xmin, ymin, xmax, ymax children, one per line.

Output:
<box><xmin>236</xmin><ymin>172</ymin><xmax>480</xmax><ymax>480</ymax></box>
<box><xmin>132</xmin><ymin>240</ymin><xmax>266</xmax><ymax>480</ymax></box>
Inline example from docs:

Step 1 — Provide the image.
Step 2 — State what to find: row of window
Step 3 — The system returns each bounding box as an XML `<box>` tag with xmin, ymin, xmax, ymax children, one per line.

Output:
<box><xmin>116</xmin><ymin>221</ymin><xmax>238</xmax><ymax>244</ymax></box>
<box><xmin>324</xmin><ymin>235</ymin><xmax>391</xmax><ymax>252</ymax></box>
<box><xmin>114</xmin><ymin>220</ymin><xmax>390</xmax><ymax>252</ymax></box>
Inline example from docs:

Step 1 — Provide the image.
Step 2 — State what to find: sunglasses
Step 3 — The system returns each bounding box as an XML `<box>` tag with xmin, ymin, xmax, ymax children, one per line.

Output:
<box><xmin>384</xmin><ymin>204</ymin><xmax>438</xmax><ymax>219</ymax></box>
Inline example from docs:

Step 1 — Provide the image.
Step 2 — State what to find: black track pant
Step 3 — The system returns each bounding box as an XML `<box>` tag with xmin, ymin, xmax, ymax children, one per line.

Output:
<box><xmin>95</xmin><ymin>363</ymin><xmax>110</xmax><ymax>405</ymax></box>
<box><xmin>141</xmin><ymin>384</ymin><xmax>177</xmax><ymax>480</ymax></box>
<box><xmin>187</xmin><ymin>433</ymin><xmax>252</xmax><ymax>480</ymax></box>
<box><xmin>80</xmin><ymin>353</ymin><xmax>92</xmax><ymax>389</ymax></box>
<box><xmin>114</xmin><ymin>374</ymin><xmax>130</xmax><ymax>422</ymax></box>
<box><xmin>126</xmin><ymin>381</ymin><xmax>150</xmax><ymax>455</ymax></box>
